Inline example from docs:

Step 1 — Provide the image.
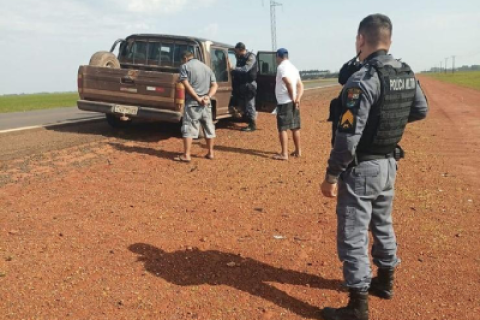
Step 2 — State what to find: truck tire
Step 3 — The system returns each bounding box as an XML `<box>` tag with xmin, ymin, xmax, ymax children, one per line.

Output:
<box><xmin>106</xmin><ymin>114</ymin><xmax>131</xmax><ymax>128</ymax></box>
<box><xmin>89</xmin><ymin>51</ymin><xmax>120</xmax><ymax>68</ymax></box>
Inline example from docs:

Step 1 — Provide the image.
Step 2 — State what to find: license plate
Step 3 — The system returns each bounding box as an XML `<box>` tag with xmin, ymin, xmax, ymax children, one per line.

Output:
<box><xmin>114</xmin><ymin>105</ymin><xmax>138</xmax><ymax>115</ymax></box>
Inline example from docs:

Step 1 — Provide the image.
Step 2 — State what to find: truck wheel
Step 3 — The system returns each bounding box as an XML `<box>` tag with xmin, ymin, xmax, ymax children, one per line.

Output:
<box><xmin>89</xmin><ymin>51</ymin><xmax>120</xmax><ymax>68</ymax></box>
<box><xmin>106</xmin><ymin>114</ymin><xmax>131</xmax><ymax>128</ymax></box>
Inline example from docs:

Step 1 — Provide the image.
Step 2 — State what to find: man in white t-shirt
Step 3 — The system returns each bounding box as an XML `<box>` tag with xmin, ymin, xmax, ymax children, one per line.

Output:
<box><xmin>273</xmin><ymin>48</ymin><xmax>304</xmax><ymax>161</ymax></box>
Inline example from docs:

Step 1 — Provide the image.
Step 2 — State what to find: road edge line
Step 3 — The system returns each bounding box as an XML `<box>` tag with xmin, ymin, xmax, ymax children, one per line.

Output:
<box><xmin>0</xmin><ymin>117</ymin><xmax>105</xmax><ymax>134</ymax></box>
<box><xmin>304</xmin><ymin>84</ymin><xmax>339</xmax><ymax>91</ymax></box>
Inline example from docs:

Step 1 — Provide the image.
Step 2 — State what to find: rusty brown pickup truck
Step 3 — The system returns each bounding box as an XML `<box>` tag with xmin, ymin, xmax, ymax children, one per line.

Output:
<box><xmin>77</xmin><ymin>34</ymin><xmax>279</xmax><ymax>128</ymax></box>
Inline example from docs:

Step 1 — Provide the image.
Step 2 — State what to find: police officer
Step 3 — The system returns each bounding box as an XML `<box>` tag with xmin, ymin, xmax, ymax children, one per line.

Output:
<box><xmin>231</xmin><ymin>42</ymin><xmax>259</xmax><ymax>132</ymax></box>
<box><xmin>320</xmin><ymin>14</ymin><xmax>428</xmax><ymax>320</ymax></box>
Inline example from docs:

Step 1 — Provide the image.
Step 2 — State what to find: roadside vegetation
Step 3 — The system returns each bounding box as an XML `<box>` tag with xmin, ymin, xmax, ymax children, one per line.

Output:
<box><xmin>0</xmin><ymin>92</ymin><xmax>79</xmax><ymax>113</ymax></box>
<box><xmin>302</xmin><ymin>78</ymin><xmax>338</xmax><ymax>89</ymax></box>
<box><xmin>0</xmin><ymin>78</ymin><xmax>336</xmax><ymax>114</ymax></box>
<box><xmin>304</xmin><ymin>78</ymin><xmax>336</xmax><ymax>83</ymax></box>
<box><xmin>425</xmin><ymin>71</ymin><xmax>480</xmax><ymax>91</ymax></box>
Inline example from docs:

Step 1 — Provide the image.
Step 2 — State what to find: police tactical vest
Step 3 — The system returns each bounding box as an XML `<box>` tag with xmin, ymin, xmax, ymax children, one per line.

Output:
<box><xmin>236</xmin><ymin>52</ymin><xmax>258</xmax><ymax>83</ymax></box>
<box><xmin>356</xmin><ymin>60</ymin><xmax>416</xmax><ymax>155</ymax></box>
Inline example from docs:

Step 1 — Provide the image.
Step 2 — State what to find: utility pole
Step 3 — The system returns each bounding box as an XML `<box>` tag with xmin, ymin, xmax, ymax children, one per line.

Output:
<box><xmin>452</xmin><ymin>55</ymin><xmax>456</xmax><ymax>73</ymax></box>
<box><xmin>270</xmin><ymin>0</ymin><xmax>283</xmax><ymax>51</ymax></box>
<box><xmin>445</xmin><ymin>57</ymin><xmax>448</xmax><ymax>74</ymax></box>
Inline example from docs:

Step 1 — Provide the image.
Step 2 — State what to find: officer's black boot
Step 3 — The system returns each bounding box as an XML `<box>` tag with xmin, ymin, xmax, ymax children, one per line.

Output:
<box><xmin>321</xmin><ymin>289</ymin><xmax>369</xmax><ymax>320</ymax></box>
<box><xmin>369</xmin><ymin>267</ymin><xmax>395</xmax><ymax>299</ymax></box>
<box><xmin>241</xmin><ymin>120</ymin><xmax>256</xmax><ymax>132</ymax></box>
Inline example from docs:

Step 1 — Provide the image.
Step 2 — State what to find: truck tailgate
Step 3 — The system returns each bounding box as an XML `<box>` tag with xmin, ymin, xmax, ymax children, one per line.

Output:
<box><xmin>79</xmin><ymin>66</ymin><xmax>179</xmax><ymax>110</ymax></box>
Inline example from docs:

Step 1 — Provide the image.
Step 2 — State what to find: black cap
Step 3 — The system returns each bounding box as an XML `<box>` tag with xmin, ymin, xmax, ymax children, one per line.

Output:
<box><xmin>235</xmin><ymin>42</ymin><xmax>246</xmax><ymax>50</ymax></box>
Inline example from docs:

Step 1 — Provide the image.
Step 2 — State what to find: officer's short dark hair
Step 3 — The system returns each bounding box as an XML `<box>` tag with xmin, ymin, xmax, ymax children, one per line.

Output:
<box><xmin>358</xmin><ymin>14</ymin><xmax>393</xmax><ymax>46</ymax></box>
<box><xmin>181</xmin><ymin>50</ymin><xmax>194</xmax><ymax>59</ymax></box>
<box><xmin>235</xmin><ymin>42</ymin><xmax>246</xmax><ymax>50</ymax></box>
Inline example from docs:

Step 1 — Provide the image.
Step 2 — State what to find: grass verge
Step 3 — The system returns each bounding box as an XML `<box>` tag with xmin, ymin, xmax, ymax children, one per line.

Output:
<box><xmin>0</xmin><ymin>92</ymin><xmax>79</xmax><ymax>113</ymax></box>
<box><xmin>425</xmin><ymin>71</ymin><xmax>480</xmax><ymax>91</ymax></box>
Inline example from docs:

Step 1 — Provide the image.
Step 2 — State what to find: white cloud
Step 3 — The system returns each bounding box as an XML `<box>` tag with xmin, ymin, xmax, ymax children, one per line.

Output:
<box><xmin>119</xmin><ymin>0</ymin><xmax>216</xmax><ymax>14</ymax></box>
<box><xmin>0</xmin><ymin>0</ymin><xmax>221</xmax><ymax>94</ymax></box>
<box><xmin>0</xmin><ymin>0</ymin><xmax>218</xmax><ymax>40</ymax></box>
<box><xmin>199</xmin><ymin>23</ymin><xmax>219</xmax><ymax>39</ymax></box>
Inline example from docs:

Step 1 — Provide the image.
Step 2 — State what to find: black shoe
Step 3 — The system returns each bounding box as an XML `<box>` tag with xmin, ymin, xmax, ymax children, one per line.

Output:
<box><xmin>369</xmin><ymin>267</ymin><xmax>395</xmax><ymax>299</ymax></box>
<box><xmin>241</xmin><ymin>120</ymin><xmax>256</xmax><ymax>132</ymax></box>
<box><xmin>321</xmin><ymin>289</ymin><xmax>369</xmax><ymax>320</ymax></box>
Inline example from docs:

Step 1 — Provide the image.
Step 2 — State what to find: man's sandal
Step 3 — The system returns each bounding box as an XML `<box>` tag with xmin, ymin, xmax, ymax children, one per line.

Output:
<box><xmin>272</xmin><ymin>154</ymin><xmax>288</xmax><ymax>161</ymax></box>
<box><xmin>173</xmin><ymin>155</ymin><xmax>191</xmax><ymax>163</ymax></box>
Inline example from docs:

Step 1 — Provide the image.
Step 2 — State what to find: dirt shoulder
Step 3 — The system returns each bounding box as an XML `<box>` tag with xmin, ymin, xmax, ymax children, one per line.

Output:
<box><xmin>0</xmin><ymin>83</ymin><xmax>479</xmax><ymax>320</ymax></box>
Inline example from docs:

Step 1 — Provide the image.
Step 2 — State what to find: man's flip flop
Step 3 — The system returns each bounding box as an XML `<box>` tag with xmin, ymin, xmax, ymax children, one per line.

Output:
<box><xmin>272</xmin><ymin>154</ymin><xmax>288</xmax><ymax>161</ymax></box>
<box><xmin>204</xmin><ymin>154</ymin><xmax>215</xmax><ymax>160</ymax></box>
<box><xmin>290</xmin><ymin>152</ymin><xmax>301</xmax><ymax>158</ymax></box>
<box><xmin>173</xmin><ymin>155</ymin><xmax>191</xmax><ymax>163</ymax></box>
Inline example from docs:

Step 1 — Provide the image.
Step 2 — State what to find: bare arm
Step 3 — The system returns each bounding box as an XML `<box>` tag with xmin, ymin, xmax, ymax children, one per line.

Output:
<box><xmin>282</xmin><ymin>77</ymin><xmax>295</xmax><ymax>102</ymax></box>
<box><xmin>295</xmin><ymin>79</ymin><xmax>304</xmax><ymax>106</ymax></box>
<box><xmin>181</xmin><ymin>79</ymin><xmax>204</xmax><ymax>105</ymax></box>
<box><xmin>202</xmin><ymin>82</ymin><xmax>219</xmax><ymax>106</ymax></box>
<box><xmin>208</xmin><ymin>82</ymin><xmax>218</xmax><ymax>98</ymax></box>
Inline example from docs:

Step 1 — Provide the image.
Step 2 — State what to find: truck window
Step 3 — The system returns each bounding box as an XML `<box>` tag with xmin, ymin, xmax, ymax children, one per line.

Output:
<box><xmin>258</xmin><ymin>52</ymin><xmax>277</xmax><ymax>76</ymax></box>
<box><xmin>120</xmin><ymin>40</ymin><xmax>148</xmax><ymax>65</ymax></box>
<box><xmin>160</xmin><ymin>44</ymin><xmax>174</xmax><ymax>67</ymax></box>
<box><xmin>211</xmin><ymin>48</ymin><xmax>228</xmax><ymax>83</ymax></box>
<box><xmin>228</xmin><ymin>49</ymin><xmax>237</xmax><ymax>70</ymax></box>
<box><xmin>174</xmin><ymin>44</ymin><xmax>195</xmax><ymax>67</ymax></box>
<box><xmin>131</xmin><ymin>41</ymin><xmax>148</xmax><ymax>65</ymax></box>
<box><xmin>148</xmin><ymin>42</ymin><xmax>161</xmax><ymax>65</ymax></box>
<box><xmin>120</xmin><ymin>39</ymin><xmax>197</xmax><ymax>68</ymax></box>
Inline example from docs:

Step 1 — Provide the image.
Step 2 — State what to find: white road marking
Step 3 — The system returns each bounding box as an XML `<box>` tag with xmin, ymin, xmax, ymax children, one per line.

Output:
<box><xmin>304</xmin><ymin>84</ymin><xmax>339</xmax><ymax>91</ymax></box>
<box><xmin>0</xmin><ymin>117</ymin><xmax>105</xmax><ymax>134</ymax></box>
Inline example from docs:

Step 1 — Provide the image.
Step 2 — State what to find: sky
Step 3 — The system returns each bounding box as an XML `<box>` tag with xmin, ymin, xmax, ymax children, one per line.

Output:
<box><xmin>0</xmin><ymin>0</ymin><xmax>479</xmax><ymax>95</ymax></box>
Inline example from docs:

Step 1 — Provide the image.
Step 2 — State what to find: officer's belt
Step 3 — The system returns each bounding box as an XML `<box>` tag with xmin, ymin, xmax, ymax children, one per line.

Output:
<box><xmin>348</xmin><ymin>152</ymin><xmax>394</xmax><ymax>168</ymax></box>
<box><xmin>357</xmin><ymin>152</ymin><xmax>394</xmax><ymax>162</ymax></box>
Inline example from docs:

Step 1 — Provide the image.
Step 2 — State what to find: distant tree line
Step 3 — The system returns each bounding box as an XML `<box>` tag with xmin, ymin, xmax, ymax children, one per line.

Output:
<box><xmin>300</xmin><ymin>70</ymin><xmax>331</xmax><ymax>80</ymax></box>
<box><xmin>426</xmin><ymin>65</ymin><xmax>480</xmax><ymax>73</ymax></box>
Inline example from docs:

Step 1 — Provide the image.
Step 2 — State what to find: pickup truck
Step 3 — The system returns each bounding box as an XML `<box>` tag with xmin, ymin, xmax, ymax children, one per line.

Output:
<box><xmin>77</xmin><ymin>34</ymin><xmax>279</xmax><ymax>128</ymax></box>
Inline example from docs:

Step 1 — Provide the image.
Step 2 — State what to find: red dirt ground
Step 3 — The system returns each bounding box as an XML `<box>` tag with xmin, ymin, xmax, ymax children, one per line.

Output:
<box><xmin>0</xmin><ymin>79</ymin><xmax>479</xmax><ymax>320</ymax></box>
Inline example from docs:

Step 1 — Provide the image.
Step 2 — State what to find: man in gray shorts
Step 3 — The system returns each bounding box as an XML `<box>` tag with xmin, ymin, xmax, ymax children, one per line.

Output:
<box><xmin>273</xmin><ymin>48</ymin><xmax>304</xmax><ymax>161</ymax></box>
<box><xmin>174</xmin><ymin>51</ymin><xmax>218</xmax><ymax>162</ymax></box>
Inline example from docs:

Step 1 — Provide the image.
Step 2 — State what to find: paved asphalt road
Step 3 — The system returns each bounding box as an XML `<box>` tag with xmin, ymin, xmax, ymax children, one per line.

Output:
<box><xmin>0</xmin><ymin>107</ymin><xmax>104</xmax><ymax>132</ymax></box>
<box><xmin>0</xmin><ymin>81</ymin><xmax>338</xmax><ymax>132</ymax></box>
<box><xmin>0</xmin><ymin>85</ymin><xmax>339</xmax><ymax>164</ymax></box>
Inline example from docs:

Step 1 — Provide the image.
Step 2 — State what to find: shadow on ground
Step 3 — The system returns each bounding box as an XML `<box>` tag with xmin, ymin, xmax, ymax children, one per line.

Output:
<box><xmin>129</xmin><ymin>243</ymin><xmax>341</xmax><ymax>319</ymax></box>
<box><xmin>108</xmin><ymin>142</ymin><xmax>181</xmax><ymax>161</ymax></box>
<box><xmin>46</xmin><ymin>119</ymin><xmax>182</xmax><ymax>143</ymax></box>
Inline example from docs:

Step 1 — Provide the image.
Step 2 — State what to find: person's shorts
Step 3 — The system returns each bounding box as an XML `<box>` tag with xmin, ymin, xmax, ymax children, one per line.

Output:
<box><xmin>276</xmin><ymin>102</ymin><xmax>301</xmax><ymax>131</ymax></box>
<box><xmin>181</xmin><ymin>104</ymin><xmax>216</xmax><ymax>139</ymax></box>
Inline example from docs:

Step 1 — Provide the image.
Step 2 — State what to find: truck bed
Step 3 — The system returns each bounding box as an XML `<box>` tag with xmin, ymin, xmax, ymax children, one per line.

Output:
<box><xmin>77</xmin><ymin>66</ymin><xmax>184</xmax><ymax>123</ymax></box>
<box><xmin>79</xmin><ymin>66</ymin><xmax>179</xmax><ymax>110</ymax></box>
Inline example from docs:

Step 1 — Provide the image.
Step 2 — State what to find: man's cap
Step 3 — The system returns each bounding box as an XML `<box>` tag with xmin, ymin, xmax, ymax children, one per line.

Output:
<box><xmin>235</xmin><ymin>42</ymin><xmax>246</xmax><ymax>50</ymax></box>
<box><xmin>276</xmin><ymin>48</ymin><xmax>289</xmax><ymax>58</ymax></box>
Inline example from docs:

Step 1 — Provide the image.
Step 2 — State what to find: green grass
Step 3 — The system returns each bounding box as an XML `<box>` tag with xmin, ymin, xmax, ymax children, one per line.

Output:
<box><xmin>303</xmin><ymin>78</ymin><xmax>337</xmax><ymax>83</ymax></box>
<box><xmin>303</xmin><ymin>78</ymin><xmax>338</xmax><ymax>89</ymax></box>
<box><xmin>0</xmin><ymin>92</ymin><xmax>79</xmax><ymax>113</ymax></box>
<box><xmin>425</xmin><ymin>71</ymin><xmax>480</xmax><ymax>91</ymax></box>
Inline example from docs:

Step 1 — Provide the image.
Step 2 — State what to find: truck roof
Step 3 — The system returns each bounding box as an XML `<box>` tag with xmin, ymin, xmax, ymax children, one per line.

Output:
<box><xmin>126</xmin><ymin>34</ymin><xmax>234</xmax><ymax>49</ymax></box>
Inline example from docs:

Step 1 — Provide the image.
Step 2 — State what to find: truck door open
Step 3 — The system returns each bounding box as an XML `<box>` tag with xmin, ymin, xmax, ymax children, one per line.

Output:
<box><xmin>256</xmin><ymin>51</ymin><xmax>278</xmax><ymax>113</ymax></box>
<box><xmin>210</xmin><ymin>47</ymin><xmax>232</xmax><ymax>119</ymax></box>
